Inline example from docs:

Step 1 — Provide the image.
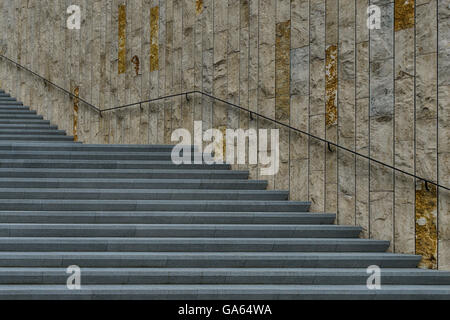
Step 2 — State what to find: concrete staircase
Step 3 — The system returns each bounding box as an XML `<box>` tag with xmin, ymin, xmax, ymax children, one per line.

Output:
<box><xmin>0</xmin><ymin>89</ymin><xmax>450</xmax><ymax>299</ymax></box>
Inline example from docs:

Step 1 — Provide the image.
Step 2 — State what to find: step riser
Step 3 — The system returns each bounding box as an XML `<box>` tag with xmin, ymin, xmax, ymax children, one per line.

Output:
<box><xmin>0</xmin><ymin>240</ymin><xmax>388</xmax><ymax>252</ymax></box>
<box><xmin>0</xmin><ymin>131</ymin><xmax>65</xmax><ymax>135</ymax></box>
<box><xmin>1</xmin><ymin>272</ymin><xmax>448</xmax><ymax>285</ymax></box>
<box><xmin>0</xmin><ymin>136</ymin><xmax>73</xmax><ymax>141</ymax></box>
<box><xmin>0</xmin><ymin>115</ymin><xmax>43</xmax><ymax>119</ymax></box>
<box><xmin>0</xmin><ymin>212</ymin><xmax>335</xmax><ymax>225</ymax></box>
<box><xmin>0</xmin><ymin>190</ymin><xmax>288</xmax><ymax>201</ymax></box>
<box><xmin>0</xmin><ymin>111</ymin><xmax>36</xmax><ymax>115</ymax></box>
<box><xmin>0</xmin><ymin>144</ymin><xmax>198</xmax><ymax>153</ymax></box>
<box><xmin>0</xmin><ymin>161</ymin><xmax>230</xmax><ymax>170</ymax></box>
<box><xmin>0</xmin><ymin>226</ymin><xmax>359</xmax><ymax>238</ymax></box>
<box><xmin>0</xmin><ymin>153</ymin><xmax>199</xmax><ymax>161</ymax></box>
<box><xmin>0</xmin><ymin>200</ymin><xmax>310</xmax><ymax>212</ymax></box>
<box><xmin>0</xmin><ymin>120</ymin><xmax>50</xmax><ymax>125</ymax></box>
<box><xmin>0</xmin><ymin>125</ymin><xmax>57</xmax><ymax>130</ymax></box>
<box><xmin>0</xmin><ymin>171</ymin><xmax>248</xmax><ymax>179</ymax></box>
<box><xmin>2</xmin><ymin>291</ymin><xmax>450</xmax><ymax>300</ymax></box>
<box><xmin>0</xmin><ymin>180</ymin><xmax>266</xmax><ymax>190</ymax></box>
<box><xmin>0</xmin><ymin>256</ymin><xmax>419</xmax><ymax>268</ymax></box>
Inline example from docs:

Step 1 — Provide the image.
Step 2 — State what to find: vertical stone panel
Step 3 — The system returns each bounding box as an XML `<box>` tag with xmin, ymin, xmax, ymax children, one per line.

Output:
<box><xmin>416</xmin><ymin>183</ymin><xmax>438</xmax><ymax>269</ymax></box>
<box><xmin>213</xmin><ymin>0</ymin><xmax>228</xmax><ymax>162</ymax></box>
<box><xmin>325</xmin><ymin>0</ymin><xmax>338</xmax><ymax>216</ymax></box>
<box><xmin>227</xmin><ymin>0</ymin><xmax>241</xmax><ymax>170</ymax></box>
<box><xmin>337</xmin><ymin>0</ymin><xmax>356</xmax><ymax>226</ymax></box>
<box><xmin>150</xmin><ymin>5</ymin><xmax>160</xmax><ymax>72</ymax></box>
<box><xmin>247</xmin><ymin>0</ymin><xmax>258</xmax><ymax>180</ymax></box>
<box><xmin>275</xmin><ymin>19</ymin><xmax>290</xmax><ymax>190</ymax></box>
<box><xmin>415</xmin><ymin>0</ymin><xmax>438</xmax><ymax>266</ymax></box>
<box><xmin>182</xmin><ymin>0</ymin><xmax>195</xmax><ymax>139</ymax></box>
<box><xmin>141</xmin><ymin>0</ymin><xmax>152</xmax><ymax>145</ymax></box>
<box><xmin>129</xmin><ymin>0</ymin><xmax>143</xmax><ymax>144</ymax></box>
<box><xmin>157</xmin><ymin>0</ymin><xmax>166</xmax><ymax>144</ymax></box>
<box><xmin>164</xmin><ymin>0</ymin><xmax>174</xmax><ymax>144</ymax></box>
<box><xmin>290</xmin><ymin>44</ymin><xmax>309</xmax><ymax>201</ymax></box>
<box><xmin>258</xmin><ymin>0</ymin><xmax>275</xmax><ymax>189</ymax></box>
<box><xmin>238</xmin><ymin>0</ymin><xmax>250</xmax><ymax>172</ymax></box>
<box><xmin>291</xmin><ymin>0</ymin><xmax>309</xmax><ymax>49</ymax></box>
<box><xmin>394</xmin><ymin>0</ymin><xmax>415</xmax><ymax>254</ymax></box>
<box><xmin>438</xmin><ymin>0</ymin><xmax>450</xmax><ymax>270</ymax></box>
<box><xmin>118</xmin><ymin>4</ymin><xmax>127</xmax><ymax>75</ymax></box>
<box><xmin>309</xmin><ymin>0</ymin><xmax>325</xmax><ymax>212</ymax></box>
<box><xmin>369</xmin><ymin>1</ymin><xmax>394</xmax><ymax>249</ymax></box>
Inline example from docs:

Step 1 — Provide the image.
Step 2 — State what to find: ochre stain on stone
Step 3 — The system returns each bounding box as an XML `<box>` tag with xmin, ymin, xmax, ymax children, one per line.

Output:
<box><xmin>150</xmin><ymin>6</ymin><xmax>159</xmax><ymax>72</ymax></box>
<box><xmin>73</xmin><ymin>86</ymin><xmax>79</xmax><ymax>142</ymax></box>
<box><xmin>131</xmin><ymin>55</ymin><xmax>140</xmax><ymax>76</ymax></box>
<box><xmin>196</xmin><ymin>0</ymin><xmax>204</xmax><ymax>15</ymax></box>
<box><xmin>118</xmin><ymin>4</ymin><xmax>127</xmax><ymax>74</ymax></box>
<box><xmin>415</xmin><ymin>182</ymin><xmax>438</xmax><ymax>269</ymax></box>
<box><xmin>395</xmin><ymin>0</ymin><xmax>415</xmax><ymax>31</ymax></box>
<box><xmin>215</xmin><ymin>126</ymin><xmax>227</xmax><ymax>163</ymax></box>
<box><xmin>275</xmin><ymin>21</ymin><xmax>291</xmax><ymax>124</ymax></box>
<box><xmin>325</xmin><ymin>44</ymin><xmax>338</xmax><ymax>127</ymax></box>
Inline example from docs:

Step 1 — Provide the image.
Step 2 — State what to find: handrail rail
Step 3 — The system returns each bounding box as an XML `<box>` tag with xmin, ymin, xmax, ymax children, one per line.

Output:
<box><xmin>0</xmin><ymin>54</ymin><xmax>101</xmax><ymax>114</ymax></box>
<box><xmin>1</xmin><ymin>54</ymin><xmax>448</xmax><ymax>191</ymax></box>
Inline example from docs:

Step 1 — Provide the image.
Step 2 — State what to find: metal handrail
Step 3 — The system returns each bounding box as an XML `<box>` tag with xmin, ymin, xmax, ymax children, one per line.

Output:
<box><xmin>0</xmin><ymin>54</ymin><xmax>101</xmax><ymax>114</ymax></box>
<box><xmin>1</xmin><ymin>54</ymin><xmax>448</xmax><ymax>191</ymax></box>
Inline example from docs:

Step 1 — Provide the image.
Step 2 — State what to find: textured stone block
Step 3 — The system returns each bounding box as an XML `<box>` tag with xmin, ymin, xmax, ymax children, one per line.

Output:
<box><xmin>394</xmin><ymin>0</ymin><xmax>414</xmax><ymax>31</ymax></box>
<box><xmin>290</xmin><ymin>46</ymin><xmax>309</xmax><ymax>96</ymax></box>
<box><xmin>370</xmin><ymin>58</ymin><xmax>394</xmax><ymax>117</ymax></box>
<box><xmin>416</xmin><ymin>182</ymin><xmax>438</xmax><ymax>269</ymax></box>
<box><xmin>370</xmin><ymin>3</ymin><xmax>394</xmax><ymax>61</ymax></box>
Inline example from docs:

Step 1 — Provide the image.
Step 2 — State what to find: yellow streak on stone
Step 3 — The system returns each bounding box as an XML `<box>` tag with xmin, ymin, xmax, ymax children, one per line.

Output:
<box><xmin>196</xmin><ymin>0</ymin><xmax>204</xmax><ymax>15</ymax></box>
<box><xmin>73</xmin><ymin>87</ymin><xmax>79</xmax><ymax>142</ymax></box>
<box><xmin>325</xmin><ymin>44</ymin><xmax>338</xmax><ymax>127</ymax></box>
<box><xmin>150</xmin><ymin>6</ymin><xmax>159</xmax><ymax>72</ymax></box>
<box><xmin>215</xmin><ymin>126</ymin><xmax>227</xmax><ymax>163</ymax></box>
<box><xmin>395</xmin><ymin>0</ymin><xmax>415</xmax><ymax>31</ymax></box>
<box><xmin>415</xmin><ymin>182</ymin><xmax>438</xmax><ymax>269</ymax></box>
<box><xmin>275</xmin><ymin>21</ymin><xmax>291</xmax><ymax>123</ymax></box>
<box><xmin>118</xmin><ymin>4</ymin><xmax>127</xmax><ymax>74</ymax></box>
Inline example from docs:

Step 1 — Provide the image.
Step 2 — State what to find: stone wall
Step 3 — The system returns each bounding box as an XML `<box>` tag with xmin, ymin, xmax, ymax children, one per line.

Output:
<box><xmin>0</xmin><ymin>0</ymin><xmax>449</xmax><ymax>269</ymax></box>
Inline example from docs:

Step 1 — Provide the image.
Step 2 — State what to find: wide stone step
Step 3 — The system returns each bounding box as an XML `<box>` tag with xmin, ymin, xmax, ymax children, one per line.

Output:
<box><xmin>0</xmin><ymin>160</ymin><xmax>231</xmax><ymax>170</ymax></box>
<box><xmin>0</xmin><ymin>237</ymin><xmax>389</xmax><ymax>252</ymax></box>
<box><xmin>0</xmin><ymin>110</ymin><xmax>36</xmax><ymax>114</ymax></box>
<box><xmin>0</xmin><ymin>151</ymin><xmax>199</xmax><ymax>160</ymax></box>
<box><xmin>0</xmin><ymin>106</ymin><xmax>30</xmax><ymax>110</ymax></box>
<box><xmin>0</xmin><ymin>124</ymin><xmax>57</xmax><ymax>130</ymax></box>
<box><xmin>0</xmin><ymin>142</ymin><xmax>197</xmax><ymax>153</ymax></box>
<box><xmin>1</xmin><ymin>268</ymin><xmax>448</xmax><ymax>285</ymax></box>
<box><xmin>0</xmin><ymin>120</ymin><xmax>51</xmax><ymax>125</ymax></box>
<box><xmin>0</xmin><ymin>188</ymin><xmax>289</xmax><ymax>201</ymax></box>
<box><xmin>0</xmin><ymin>168</ymin><xmax>248</xmax><ymax>179</ymax></box>
<box><xmin>0</xmin><ymin>114</ymin><xmax>43</xmax><ymax>119</ymax></box>
<box><xmin>0</xmin><ymin>199</ymin><xmax>310</xmax><ymax>212</ymax></box>
<box><xmin>0</xmin><ymin>224</ymin><xmax>361</xmax><ymax>238</ymax></box>
<box><xmin>0</xmin><ymin>135</ymin><xmax>74</xmax><ymax>142</ymax></box>
<box><xmin>0</xmin><ymin>178</ymin><xmax>266</xmax><ymax>190</ymax></box>
<box><xmin>0</xmin><ymin>252</ymin><xmax>421</xmax><ymax>268</ymax></box>
<box><xmin>0</xmin><ymin>101</ymin><xmax>23</xmax><ymax>106</ymax></box>
<box><xmin>0</xmin><ymin>129</ymin><xmax>65</xmax><ymax>135</ymax></box>
<box><xmin>1</xmin><ymin>284</ymin><xmax>449</xmax><ymax>300</ymax></box>
<box><xmin>0</xmin><ymin>211</ymin><xmax>335</xmax><ymax>225</ymax></box>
